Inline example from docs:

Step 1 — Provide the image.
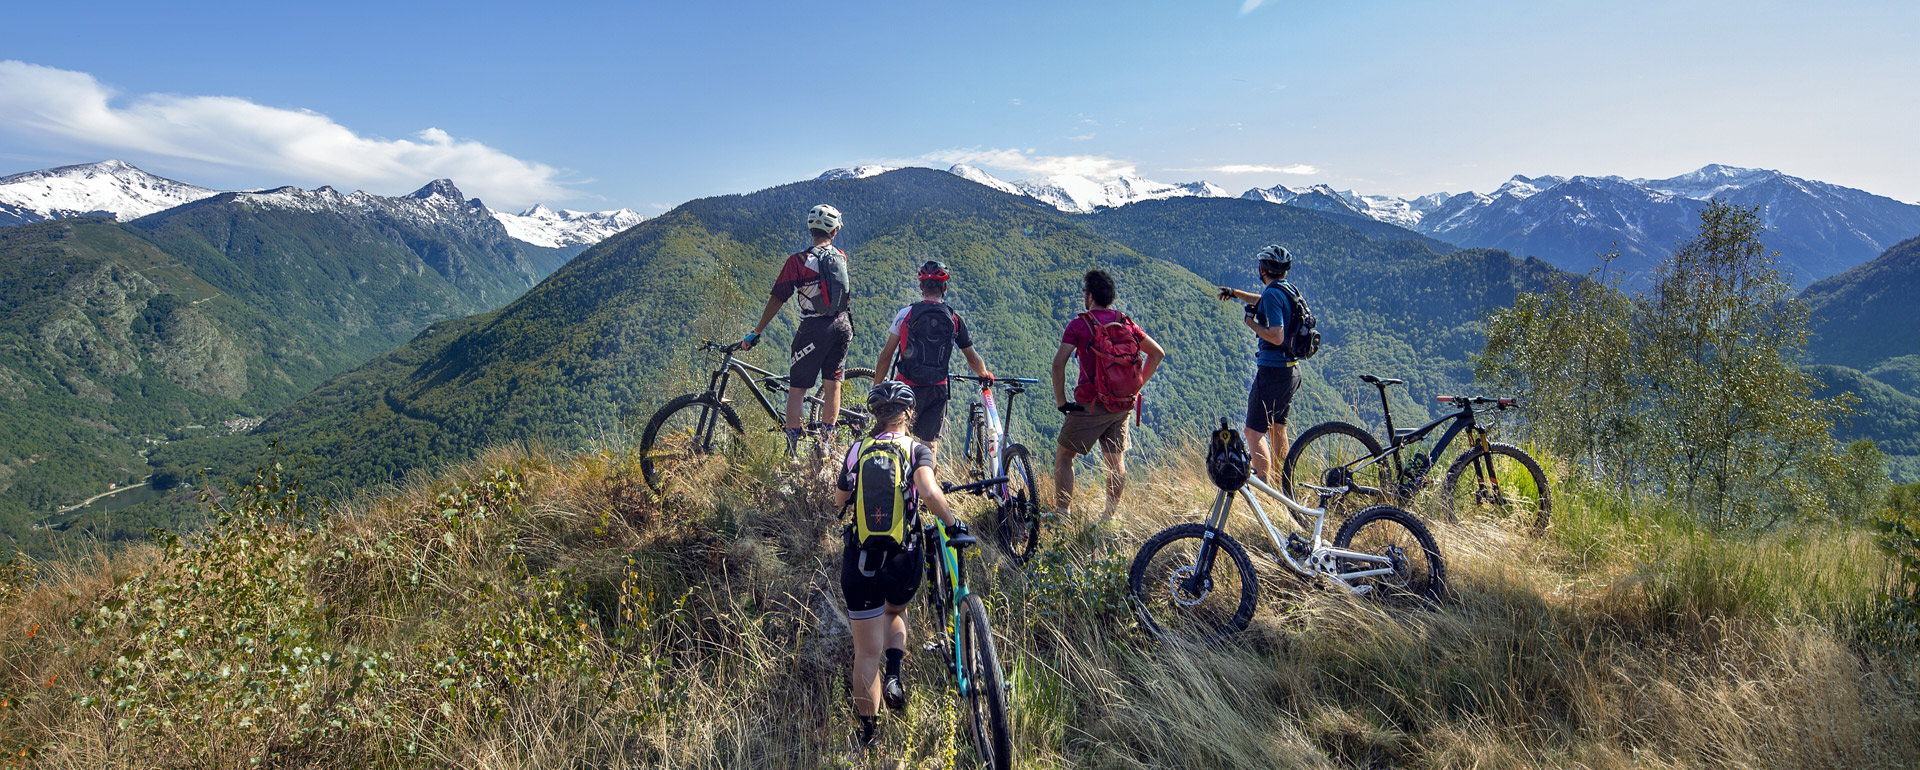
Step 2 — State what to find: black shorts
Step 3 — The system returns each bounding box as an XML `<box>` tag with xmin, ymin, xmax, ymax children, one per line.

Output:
<box><xmin>790</xmin><ymin>314</ymin><xmax>853</xmax><ymax>390</ymax></box>
<box><xmin>1246</xmin><ymin>364</ymin><xmax>1301</xmax><ymax>433</ymax></box>
<box><xmin>841</xmin><ymin>527</ymin><xmax>925</xmax><ymax>620</ymax></box>
<box><xmin>907</xmin><ymin>383</ymin><xmax>950</xmax><ymax>442</ymax></box>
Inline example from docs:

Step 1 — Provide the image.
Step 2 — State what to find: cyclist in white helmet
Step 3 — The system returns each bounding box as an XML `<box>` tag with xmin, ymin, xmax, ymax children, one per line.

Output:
<box><xmin>744</xmin><ymin>204</ymin><xmax>854</xmax><ymax>452</ymax></box>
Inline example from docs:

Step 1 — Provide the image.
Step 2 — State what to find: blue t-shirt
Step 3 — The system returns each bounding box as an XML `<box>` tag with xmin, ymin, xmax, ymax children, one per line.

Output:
<box><xmin>1254</xmin><ymin>280</ymin><xmax>1293</xmax><ymax>367</ymax></box>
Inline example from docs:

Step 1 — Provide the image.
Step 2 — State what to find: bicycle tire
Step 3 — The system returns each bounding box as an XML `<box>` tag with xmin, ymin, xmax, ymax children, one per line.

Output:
<box><xmin>965</xmin><ymin>403</ymin><xmax>987</xmax><ymax>478</ymax></box>
<box><xmin>959</xmin><ymin>593</ymin><xmax>1013</xmax><ymax>770</ymax></box>
<box><xmin>995</xmin><ymin>444</ymin><xmax>1041</xmax><ymax>564</ymax></box>
<box><xmin>1127</xmin><ymin>523</ymin><xmax>1258</xmax><ymax>644</ymax></box>
<box><xmin>808</xmin><ymin>366</ymin><xmax>875</xmax><ymax>435</ymax></box>
<box><xmin>640</xmin><ymin>394</ymin><xmax>744</xmax><ymax>493</ymax></box>
<box><xmin>1440</xmin><ymin>442</ymin><xmax>1551</xmax><ymax>533</ymax></box>
<box><xmin>1281</xmin><ymin>421</ymin><xmax>1389</xmax><ymax>526</ymax></box>
<box><xmin>1332</xmin><ymin>504</ymin><xmax>1446</xmax><ymax>606</ymax></box>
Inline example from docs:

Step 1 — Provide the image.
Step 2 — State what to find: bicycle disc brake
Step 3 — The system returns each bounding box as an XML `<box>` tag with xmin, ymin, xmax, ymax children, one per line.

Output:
<box><xmin>1167</xmin><ymin>565</ymin><xmax>1210</xmax><ymax>606</ymax></box>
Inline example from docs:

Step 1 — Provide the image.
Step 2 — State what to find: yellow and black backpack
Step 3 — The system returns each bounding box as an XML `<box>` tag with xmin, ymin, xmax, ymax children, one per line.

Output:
<box><xmin>852</xmin><ymin>435</ymin><xmax>918</xmax><ymax>551</ymax></box>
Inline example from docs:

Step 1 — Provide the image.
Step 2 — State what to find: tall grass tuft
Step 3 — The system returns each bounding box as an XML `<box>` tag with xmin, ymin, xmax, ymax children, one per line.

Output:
<box><xmin>0</xmin><ymin>439</ymin><xmax>1912</xmax><ymax>768</ymax></box>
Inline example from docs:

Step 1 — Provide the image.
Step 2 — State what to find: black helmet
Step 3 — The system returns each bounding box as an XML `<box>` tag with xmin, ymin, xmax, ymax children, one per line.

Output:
<box><xmin>1206</xmin><ymin>420</ymin><xmax>1251</xmax><ymax>492</ymax></box>
<box><xmin>918</xmin><ymin>260</ymin><xmax>950</xmax><ymax>282</ymax></box>
<box><xmin>866</xmin><ymin>379</ymin><xmax>916</xmax><ymax>411</ymax></box>
<box><xmin>1256</xmin><ymin>244</ymin><xmax>1292</xmax><ymax>272</ymax></box>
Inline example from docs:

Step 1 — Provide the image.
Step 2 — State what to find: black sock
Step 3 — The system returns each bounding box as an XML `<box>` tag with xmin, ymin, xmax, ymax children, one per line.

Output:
<box><xmin>884</xmin><ymin>648</ymin><xmax>904</xmax><ymax>678</ymax></box>
<box><xmin>858</xmin><ymin>714</ymin><xmax>879</xmax><ymax>744</ymax></box>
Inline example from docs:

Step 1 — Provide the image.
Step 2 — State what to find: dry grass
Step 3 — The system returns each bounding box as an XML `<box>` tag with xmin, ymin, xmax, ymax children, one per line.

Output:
<box><xmin>0</xmin><ymin>436</ymin><xmax>1913</xmax><ymax>769</ymax></box>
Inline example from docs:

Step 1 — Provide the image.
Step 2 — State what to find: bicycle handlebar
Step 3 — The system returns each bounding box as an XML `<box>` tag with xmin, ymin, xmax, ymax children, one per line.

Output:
<box><xmin>940</xmin><ymin>476</ymin><xmax>1010</xmax><ymax>496</ymax></box>
<box><xmin>698</xmin><ymin>339</ymin><xmax>746</xmax><ymax>354</ymax></box>
<box><xmin>951</xmin><ymin>375</ymin><xmax>1040</xmax><ymax>385</ymax></box>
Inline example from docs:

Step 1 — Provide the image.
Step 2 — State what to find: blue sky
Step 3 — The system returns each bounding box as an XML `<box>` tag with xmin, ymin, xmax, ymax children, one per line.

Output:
<box><xmin>2</xmin><ymin>0</ymin><xmax>1914</xmax><ymax>211</ymax></box>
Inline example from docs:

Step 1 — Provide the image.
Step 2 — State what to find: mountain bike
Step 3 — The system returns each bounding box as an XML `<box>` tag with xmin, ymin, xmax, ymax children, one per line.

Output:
<box><xmin>1130</xmin><ymin>422</ymin><xmax>1446</xmax><ymax>644</ymax></box>
<box><xmin>953</xmin><ymin>374</ymin><xmax>1044</xmax><ymax>564</ymax></box>
<box><xmin>1282</xmin><ymin>374</ymin><xmax>1551</xmax><ymax>533</ymax></box>
<box><xmin>639</xmin><ymin>339</ymin><xmax>873</xmax><ymax>493</ymax></box>
<box><xmin>925</xmin><ymin>476</ymin><xmax>1016</xmax><ymax>769</ymax></box>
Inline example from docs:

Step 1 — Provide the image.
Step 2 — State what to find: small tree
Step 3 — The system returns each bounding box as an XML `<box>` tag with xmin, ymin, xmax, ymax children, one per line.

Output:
<box><xmin>1481</xmin><ymin>201</ymin><xmax>1855</xmax><ymax>529</ymax></box>
<box><xmin>1478</xmin><ymin>257</ymin><xmax>1636</xmax><ymax>490</ymax></box>
<box><xmin>1635</xmin><ymin>201</ymin><xmax>1846</xmax><ymax>528</ymax></box>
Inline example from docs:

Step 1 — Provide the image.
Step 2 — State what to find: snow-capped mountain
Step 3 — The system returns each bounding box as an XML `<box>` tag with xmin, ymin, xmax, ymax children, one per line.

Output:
<box><xmin>0</xmin><ymin>160</ymin><xmax>216</xmax><ymax>226</ymax></box>
<box><xmin>1358</xmin><ymin>166</ymin><xmax>1920</xmax><ymax>286</ymax></box>
<box><xmin>938</xmin><ymin>164</ymin><xmax>1229</xmax><ymax>213</ymax></box>
<box><xmin>817</xmin><ymin>165</ymin><xmax>899</xmax><ymax>181</ymax></box>
<box><xmin>947</xmin><ymin>164</ymin><xmax>1023</xmax><ymax>196</ymax></box>
<box><xmin>492</xmin><ymin>204</ymin><xmax>644</xmax><ymax>248</ymax></box>
<box><xmin>0</xmin><ymin>159</ymin><xmax>640</xmax><ymax>255</ymax></box>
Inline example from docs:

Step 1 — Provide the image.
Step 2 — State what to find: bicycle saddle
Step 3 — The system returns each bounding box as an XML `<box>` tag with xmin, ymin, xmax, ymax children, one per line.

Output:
<box><xmin>1359</xmin><ymin>374</ymin><xmax>1404</xmax><ymax>386</ymax></box>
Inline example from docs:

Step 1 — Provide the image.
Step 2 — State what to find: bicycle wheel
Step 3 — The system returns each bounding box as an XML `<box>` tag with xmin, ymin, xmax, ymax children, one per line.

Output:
<box><xmin>1127</xmin><ymin>523</ymin><xmax>1258</xmax><ymax>644</ymax></box>
<box><xmin>1440</xmin><ymin>442</ymin><xmax>1551</xmax><ymax>533</ymax></box>
<box><xmin>995</xmin><ymin>444</ymin><xmax>1041</xmax><ymax>564</ymax></box>
<box><xmin>640</xmin><ymin>394</ymin><xmax>744</xmax><ymax>493</ymax></box>
<box><xmin>964</xmin><ymin>403</ymin><xmax>987</xmax><ymax>480</ymax></box>
<box><xmin>1282</xmin><ymin>422</ymin><xmax>1391</xmax><ymax>526</ymax></box>
<box><xmin>959</xmin><ymin>593</ymin><xmax>1013</xmax><ymax>770</ymax></box>
<box><xmin>1332</xmin><ymin>505</ymin><xmax>1445</xmax><ymax>606</ymax></box>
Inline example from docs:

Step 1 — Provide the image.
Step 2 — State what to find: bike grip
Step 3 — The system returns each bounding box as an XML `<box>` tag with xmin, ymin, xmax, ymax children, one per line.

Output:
<box><xmin>1436</xmin><ymin>395</ymin><xmax>1454</xmax><ymax>403</ymax></box>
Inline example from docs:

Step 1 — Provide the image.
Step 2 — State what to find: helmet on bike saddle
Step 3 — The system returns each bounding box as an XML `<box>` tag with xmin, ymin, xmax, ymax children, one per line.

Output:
<box><xmin>1206</xmin><ymin>420</ymin><xmax>1252</xmax><ymax>492</ymax></box>
<box><xmin>807</xmin><ymin>204</ymin><xmax>843</xmax><ymax>233</ymax></box>
<box><xmin>1256</xmin><ymin>244</ymin><xmax>1292</xmax><ymax>272</ymax></box>
<box><xmin>866</xmin><ymin>379</ymin><xmax>916</xmax><ymax>411</ymax></box>
<box><xmin>917</xmin><ymin>260</ymin><xmax>950</xmax><ymax>282</ymax></box>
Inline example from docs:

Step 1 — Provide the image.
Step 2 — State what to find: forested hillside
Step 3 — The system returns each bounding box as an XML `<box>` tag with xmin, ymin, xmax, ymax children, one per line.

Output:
<box><xmin>1797</xmin><ymin>237</ymin><xmax>1920</xmax><ymax>479</ymax></box>
<box><xmin>0</xmin><ymin>181</ymin><xmax>581</xmax><ymax>553</ymax></box>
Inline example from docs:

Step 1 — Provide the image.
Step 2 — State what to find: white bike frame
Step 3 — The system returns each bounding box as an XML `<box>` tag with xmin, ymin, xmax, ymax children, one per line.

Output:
<box><xmin>977</xmin><ymin>386</ymin><xmax>1009</xmax><ymax>501</ymax></box>
<box><xmin>1199</xmin><ymin>476</ymin><xmax>1398</xmax><ymax>592</ymax></box>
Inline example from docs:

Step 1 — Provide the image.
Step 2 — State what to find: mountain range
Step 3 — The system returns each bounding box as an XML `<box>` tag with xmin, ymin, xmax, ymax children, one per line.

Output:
<box><xmin>819</xmin><ymin>162</ymin><xmax>1920</xmax><ymax>289</ymax></box>
<box><xmin>0</xmin><ymin>160</ymin><xmax>643</xmax><ymax>254</ymax></box>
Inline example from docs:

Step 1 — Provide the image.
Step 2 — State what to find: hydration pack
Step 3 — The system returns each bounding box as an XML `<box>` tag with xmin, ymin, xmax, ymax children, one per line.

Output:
<box><xmin>852</xmin><ymin>436</ymin><xmax>916</xmax><ymax>551</ymax></box>
<box><xmin>898</xmin><ymin>301</ymin><xmax>958</xmax><ymax>385</ymax></box>
<box><xmin>1079</xmin><ymin>311</ymin><xmax>1146</xmax><ymax>414</ymax></box>
<box><xmin>812</xmin><ymin>245</ymin><xmax>851</xmax><ymax>317</ymax></box>
<box><xmin>1277</xmin><ymin>281</ymin><xmax>1320</xmax><ymax>360</ymax></box>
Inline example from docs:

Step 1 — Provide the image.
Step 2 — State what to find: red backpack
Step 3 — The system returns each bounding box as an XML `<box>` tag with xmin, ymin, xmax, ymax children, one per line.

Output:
<box><xmin>1078</xmin><ymin>311</ymin><xmax>1146</xmax><ymax>416</ymax></box>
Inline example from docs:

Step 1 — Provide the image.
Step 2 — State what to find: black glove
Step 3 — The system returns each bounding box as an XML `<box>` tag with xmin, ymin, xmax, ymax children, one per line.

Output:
<box><xmin>1217</xmin><ymin>286</ymin><xmax>1235</xmax><ymax>300</ymax></box>
<box><xmin>1243</xmin><ymin>303</ymin><xmax>1258</xmax><ymax>320</ymax></box>
<box><xmin>1058</xmin><ymin>402</ymin><xmax>1086</xmax><ymax>414</ymax></box>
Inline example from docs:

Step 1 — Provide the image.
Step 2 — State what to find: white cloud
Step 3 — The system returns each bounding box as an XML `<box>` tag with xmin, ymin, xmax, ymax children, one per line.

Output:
<box><xmin>1240</xmin><ymin>0</ymin><xmax>1270</xmax><ymax>14</ymax></box>
<box><xmin>0</xmin><ymin>60</ymin><xmax>574</xmax><ymax>209</ymax></box>
<box><xmin>1209</xmin><ymin>163</ymin><xmax>1320</xmax><ymax>175</ymax></box>
<box><xmin>922</xmin><ymin>147</ymin><xmax>1138</xmax><ymax>180</ymax></box>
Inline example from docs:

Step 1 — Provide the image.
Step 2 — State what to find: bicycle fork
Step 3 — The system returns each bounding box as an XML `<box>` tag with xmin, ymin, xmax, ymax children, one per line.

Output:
<box><xmin>1180</xmin><ymin>490</ymin><xmax>1234</xmax><ymax>597</ymax></box>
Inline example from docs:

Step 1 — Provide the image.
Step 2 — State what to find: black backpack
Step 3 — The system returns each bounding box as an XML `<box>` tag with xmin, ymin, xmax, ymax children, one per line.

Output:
<box><xmin>899</xmin><ymin>301</ymin><xmax>959</xmax><ymax>384</ymax></box>
<box><xmin>1277</xmin><ymin>281</ymin><xmax>1320</xmax><ymax>360</ymax></box>
<box><xmin>812</xmin><ymin>245</ymin><xmax>851</xmax><ymax>316</ymax></box>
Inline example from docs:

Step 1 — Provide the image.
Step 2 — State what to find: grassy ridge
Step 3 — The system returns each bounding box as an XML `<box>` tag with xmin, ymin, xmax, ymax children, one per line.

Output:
<box><xmin>2</xmin><ymin>435</ymin><xmax>1912</xmax><ymax>768</ymax></box>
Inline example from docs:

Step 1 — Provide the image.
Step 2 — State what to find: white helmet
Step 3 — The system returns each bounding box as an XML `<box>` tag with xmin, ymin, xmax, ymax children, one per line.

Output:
<box><xmin>807</xmin><ymin>204</ymin><xmax>843</xmax><ymax>233</ymax></box>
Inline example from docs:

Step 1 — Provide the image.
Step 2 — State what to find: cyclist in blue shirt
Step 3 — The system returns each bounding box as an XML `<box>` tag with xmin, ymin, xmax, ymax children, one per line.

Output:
<box><xmin>1216</xmin><ymin>245</ymin><xmax>1304</xmax><ymax>483</ymax></box>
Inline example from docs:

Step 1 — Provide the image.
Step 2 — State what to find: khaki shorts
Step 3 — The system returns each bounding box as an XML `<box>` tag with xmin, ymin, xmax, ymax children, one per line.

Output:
<box><xmin>1059</xmin><ymin>403</ymin><xmax>1130</xmax><ymax>456</ymax></box>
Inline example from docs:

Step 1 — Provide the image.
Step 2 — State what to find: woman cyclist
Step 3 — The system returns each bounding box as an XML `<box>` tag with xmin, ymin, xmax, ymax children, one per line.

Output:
<box><xmin>836</xmin><ymin>380</ymin><xmax>973</xmax><ymax>746</ymax></box>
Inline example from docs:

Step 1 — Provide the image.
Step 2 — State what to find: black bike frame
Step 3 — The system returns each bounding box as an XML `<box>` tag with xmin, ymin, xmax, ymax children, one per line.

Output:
<box><xmin>692</xmin><ymin>342</ymin><xmax>851</xmax><ymax>451</ymax></box>
<box><xmin>1347</xmin><ymin>392</ymin><xmax>1489</xmax><ymax>496</ymax></box>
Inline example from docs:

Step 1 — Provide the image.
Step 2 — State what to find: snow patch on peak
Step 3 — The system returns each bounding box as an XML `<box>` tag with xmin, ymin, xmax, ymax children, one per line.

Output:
<box><xmin>817</xmin><ymin>165</ymin><xmax>898</xmax><ymax>181</ymax></box>
<box><xmin>946</xmin><ymin>164</ymin><xmax>1023</xmax><ymax>196</ymax></box>
<box><xmin>1640</xmin><ymin>164</ymin><xmax>1783</xmax><ymax>200</ymax></box>
<box><xmin>409</xmin><ymin>179</ymin><xmax>464</xmax><ymax>200</ymax></box>
<box><xmin>1015</xmin><ymin>172</ymin><xmax>1230</xmax><ymax>213</ymax></box>
<box><xmin>492</xmin><ymin>205</ymin><xmax>645</xmax><ymax>248</ymax></box>
<box><xmin>0</xmin><ymin>159</ymin><xmax>217</xmax><ymax>222</ymax></box>
<box><xmin>1495</xmin><ymin>175</ymin><xmax>1566</xmax><ymax>201</ymax></box>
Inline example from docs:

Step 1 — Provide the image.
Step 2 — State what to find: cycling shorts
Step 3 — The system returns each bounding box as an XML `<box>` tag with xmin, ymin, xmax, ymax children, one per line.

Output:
<box><xmin>790</xmin><ymin>314</ymin><xmax>852</xmax><ymax>390</ymax></box>
<box><xmin>1246</xmin><ymin>364</ymin><xmax>1301</xmax><ymax>433</ymax></box>
<box><xmin>841</xmin><ymin>526</ymin><xmax>924</xmax><ymax>620</ymax></box>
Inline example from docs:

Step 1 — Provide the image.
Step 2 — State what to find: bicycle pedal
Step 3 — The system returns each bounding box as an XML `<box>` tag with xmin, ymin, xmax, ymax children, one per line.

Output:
<box><xmin>922</xmin><ymin>641</ymin><xmax>942</xmax><ymax>653</ymax></box>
